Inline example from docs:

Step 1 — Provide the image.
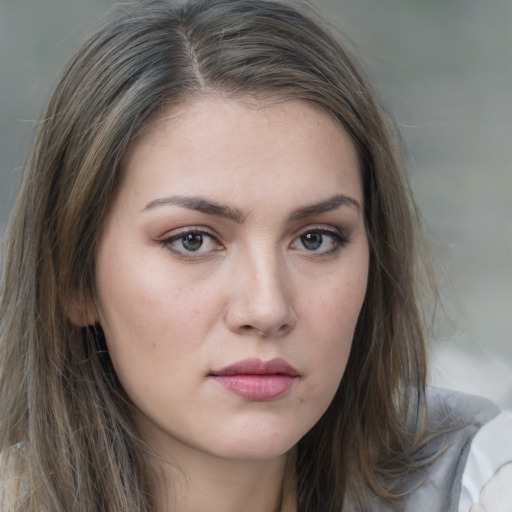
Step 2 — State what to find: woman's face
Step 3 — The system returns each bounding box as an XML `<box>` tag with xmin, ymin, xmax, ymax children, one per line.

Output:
<box><xmin>90</xmin><ymin>98</ymin><xmax>369</xmax><ymax>462</ymax></box>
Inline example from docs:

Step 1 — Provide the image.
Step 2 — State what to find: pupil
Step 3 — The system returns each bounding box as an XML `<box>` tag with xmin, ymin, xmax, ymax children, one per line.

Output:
<box><xmin>302</xmin><ymin>232</ymin><xmax>322</xmax><ymax>250</ymax></box>
<box><xmin>182</xmin><ymin>233</ymin><xmax>203</xmax><ymax>251</ymax></box>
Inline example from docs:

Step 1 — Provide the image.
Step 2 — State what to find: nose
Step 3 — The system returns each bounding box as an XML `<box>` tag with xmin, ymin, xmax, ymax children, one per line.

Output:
<box><xmin>225</xmin><ymin>248</ymin><xmax>297</xmax><ymax>337</ymax></box>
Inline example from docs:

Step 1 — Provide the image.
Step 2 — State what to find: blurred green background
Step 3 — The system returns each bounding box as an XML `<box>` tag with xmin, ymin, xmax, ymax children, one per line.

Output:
<box><xmin>1</xmin><ymin>0</ymin><xmax>511</xmax><ymax>408</ymax></box>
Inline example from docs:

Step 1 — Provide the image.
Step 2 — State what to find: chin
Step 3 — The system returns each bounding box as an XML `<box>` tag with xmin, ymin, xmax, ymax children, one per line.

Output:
<box><xmin>214</xmin><ymin>443</ymin><xmax>295</xmax><ymax>462</ymax></box>
<box><xmin>203</xmin><ymin>419</ymin><xmax>310</xmax><ymax>462</ymax></box>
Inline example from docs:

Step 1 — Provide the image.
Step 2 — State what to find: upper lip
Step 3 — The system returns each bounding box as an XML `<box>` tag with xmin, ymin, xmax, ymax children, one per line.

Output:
<box><xmin>210</xmin><ymin>358</ymin><xmax>299</xmax><ymax>376</ymax></box>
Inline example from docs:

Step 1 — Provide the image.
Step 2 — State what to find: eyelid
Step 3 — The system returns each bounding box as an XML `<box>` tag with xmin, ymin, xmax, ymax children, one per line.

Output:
<box><xmin>291</xmin><ymin>223</ymin><xmax>347</xmax><ymax>240</ymax></box>
<box><xmin>159</xmin><ymin>226</ymin><xmax>225</xmax><ymax>258</ymax></box>
<box><xmin>290</xmin><ymin>224</ymin><xmax>350</xmax><ymax>255</ymax></box>
<box><xmin>159</xmin><ymin>225</ymin><xmax>220</xmax><ymax>241</ymax></box>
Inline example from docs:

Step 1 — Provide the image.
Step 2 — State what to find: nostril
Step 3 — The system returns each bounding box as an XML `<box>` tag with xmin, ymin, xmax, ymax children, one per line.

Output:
<box><xmin>237</xmin><ymin>322</ymin><xmax>293</xmax><ymax>337</ymax></box>
<box><xmin>238</xmin><ymin>324</ymin><xmax>270</xmax><ymax>336</ymax></box>
<box><xmin>225</xmin><ymin>288</ymin><xmax>297</xmax><ymax>337</ymax></box>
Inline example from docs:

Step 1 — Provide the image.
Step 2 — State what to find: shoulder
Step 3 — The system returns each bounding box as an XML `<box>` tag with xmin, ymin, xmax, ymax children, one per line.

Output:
<box><xmin>402</xmin><ymin>388</ymin><xmax>511</xmax><ymax>512</ymax></box>
<box><xmin>459</xmin><ymin>408</ymin><xmax>512</xmax><ymax>512</ymax></box>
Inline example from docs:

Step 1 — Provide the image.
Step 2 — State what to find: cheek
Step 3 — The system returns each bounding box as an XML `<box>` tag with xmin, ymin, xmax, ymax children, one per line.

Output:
<box><xmin>93</xmin><ymin>250</ymin><xmax>229</xmax><ymax>388</ymax></box>
<box><xmin>306</xmin><ymin>267</ymin><xmax>368</xmax><ymax>337</ymax></box>
<box><xmin>302</xmin><ymin>265</ymin><xmax>368</xmax><ymax>388</ymax></box>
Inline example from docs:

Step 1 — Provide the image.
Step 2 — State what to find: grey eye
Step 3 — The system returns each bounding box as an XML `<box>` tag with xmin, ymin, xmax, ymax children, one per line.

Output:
<box><xmin>181</xmin><ymin>233</ymin><xmax>204</xmax><ymax>251</ymax></box>
<box><xmin>300</xmin><ymin>232</ymin><xmax>323</xmax><ymax>250</ymax></box>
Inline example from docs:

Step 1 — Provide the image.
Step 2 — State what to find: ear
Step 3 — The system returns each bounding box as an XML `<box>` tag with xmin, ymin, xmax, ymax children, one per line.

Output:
<box><xmin>64</xmin><ymin>291</ymin><xmax>99</xmax><ymax>327</ymax></box>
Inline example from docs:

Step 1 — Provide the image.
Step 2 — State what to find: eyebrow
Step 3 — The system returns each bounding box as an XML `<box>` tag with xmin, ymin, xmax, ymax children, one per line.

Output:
<box><xmin>289</xmin><ymin>193</ymin><xmax>361</xmax><ymax>220</ymax></box>
<box><xmin>142</xmin><ymin>195</ymin><xmax>247</xmax><ymax>223</ymax></box>
<box><xmin>142</xmin><ymin>193</ymin><xmax>361</xmax><ymax>222</ymax></box>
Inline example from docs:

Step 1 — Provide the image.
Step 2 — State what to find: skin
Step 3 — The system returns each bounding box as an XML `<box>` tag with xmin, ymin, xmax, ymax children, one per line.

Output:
<box><xmin>86</xmin><ymin>97</ymin><xmax>369</xmax><ymax>512</ymax></box>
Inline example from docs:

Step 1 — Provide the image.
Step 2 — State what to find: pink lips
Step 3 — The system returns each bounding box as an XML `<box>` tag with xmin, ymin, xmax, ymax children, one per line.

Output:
<box><xmin>209</xmin><ymin>358</ymin><xmax>299</xmax><ymax>401</ymax></box>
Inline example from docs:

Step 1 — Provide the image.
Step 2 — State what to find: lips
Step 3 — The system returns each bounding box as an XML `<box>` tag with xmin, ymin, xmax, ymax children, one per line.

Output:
<box><xmin>209</xmin><ymin>358</ymin><xmax>299</xmax><ymax>401</ymax></box>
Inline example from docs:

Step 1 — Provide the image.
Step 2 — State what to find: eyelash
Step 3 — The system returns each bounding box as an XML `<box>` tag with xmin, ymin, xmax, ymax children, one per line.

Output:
<box><xmin>160</xmin><ymin>227</ymin><xmax>224</xmax><ymax>259</ymax></box>
<box><xmin>159</xmin><ymin>226</ymin><xmax>350</xmax><ymax>259</ymax></box>
<box><xmin>291</xmin><ymin>227</ymin><xmax>350</xmax><ymax>256</ymax></box>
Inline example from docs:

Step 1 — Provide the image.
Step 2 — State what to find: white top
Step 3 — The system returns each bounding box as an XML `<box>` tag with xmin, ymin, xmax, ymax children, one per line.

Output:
<box><xmin>341</xmin><ymin>389</ymin><xmax>510</xmax><ymax>512</ymax></box>
<box><xmin>459</xmin><ymin>410</ymin><xmax>512</xmax><ymax>512</ymax></box>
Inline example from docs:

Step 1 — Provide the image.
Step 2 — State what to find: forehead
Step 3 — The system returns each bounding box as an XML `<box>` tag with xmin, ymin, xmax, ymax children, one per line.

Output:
<box><xmin>119</xmin><ymin>96</ymin><xmax>363</xmax><ymax>210</ymax></box>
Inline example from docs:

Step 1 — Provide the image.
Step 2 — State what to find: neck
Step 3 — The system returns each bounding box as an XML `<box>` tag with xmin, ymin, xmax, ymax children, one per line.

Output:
<box><xmin>149</xmin><ymin>447</ymin><xmax>297</xmax><ymax>512</ymax></box>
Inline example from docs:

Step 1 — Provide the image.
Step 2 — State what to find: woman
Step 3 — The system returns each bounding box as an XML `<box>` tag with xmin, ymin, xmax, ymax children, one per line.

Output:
<box><xmin>0</xmin><ymin>1</ymin><xmax>509</xmax><ymax>511</ymax></box>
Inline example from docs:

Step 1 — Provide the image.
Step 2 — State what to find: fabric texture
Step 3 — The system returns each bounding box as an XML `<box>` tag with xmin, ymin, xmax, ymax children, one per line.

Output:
<box><xmin>460</xmin><ymin>410</ymin><xmax>512</xmax><ymax>512</ymax></box>
<box><xmin>402</xmin><ymin>389</ymin><xmax>501</xmax><ymax>512</ymax></box>
<box><xmin>341</xmin><ymin>388</ymin><xmax>505</xmax><ymax>512</ymax></box>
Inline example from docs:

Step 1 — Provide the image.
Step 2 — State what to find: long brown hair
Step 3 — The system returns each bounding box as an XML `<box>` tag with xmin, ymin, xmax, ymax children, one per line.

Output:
<box><xmin>0</xmin><ymin>1</ymin><xmax>431</xmax><ymax>510</ymax></box>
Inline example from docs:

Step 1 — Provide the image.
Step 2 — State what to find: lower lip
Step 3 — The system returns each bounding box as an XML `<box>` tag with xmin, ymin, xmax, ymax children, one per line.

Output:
<box><xmin>210</xmin><ymin>375</ymin><xmax>297</xmax><ymax>401</ymax></box>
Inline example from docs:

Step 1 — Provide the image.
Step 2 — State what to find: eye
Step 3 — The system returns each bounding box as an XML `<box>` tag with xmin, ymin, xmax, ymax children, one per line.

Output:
<box><xmin>160</xmin><ymin>228</ymin><xmax>224</xmax><ymax>257</ymax></box>
<box><xmin>180</xmin><ymin>232</ymin><xmax>206</xmax><ymax>251</ymax></box>
<box><xmin>291</xmin><ymin>227</ymin><xmax>348</xmax><ymax>255</ymax></box>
